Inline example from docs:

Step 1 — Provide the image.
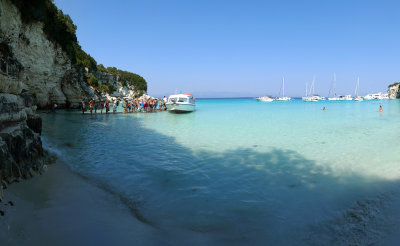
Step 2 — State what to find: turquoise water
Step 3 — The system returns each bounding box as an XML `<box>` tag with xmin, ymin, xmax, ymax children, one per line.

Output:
<box><xmin>41</xmin><ymin>99</ymin><xmax>400</xmax><ymax>245</ymax></box>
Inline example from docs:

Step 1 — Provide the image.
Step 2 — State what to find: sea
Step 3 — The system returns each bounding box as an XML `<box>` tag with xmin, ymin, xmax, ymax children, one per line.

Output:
<box><xmin>41</xmin><ymin>98</ymin><xmax>400</xmax><ymax>245</ymax></box>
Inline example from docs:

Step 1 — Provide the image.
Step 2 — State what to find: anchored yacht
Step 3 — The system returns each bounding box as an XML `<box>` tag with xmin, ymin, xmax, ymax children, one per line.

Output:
<box><xmin>276</xmin><ymin>77</ymin><xmax>291</xmax><ymax>101</ymax></box>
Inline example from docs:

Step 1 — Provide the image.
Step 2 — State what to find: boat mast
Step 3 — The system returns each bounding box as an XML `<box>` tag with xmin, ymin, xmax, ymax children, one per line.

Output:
<box><xmin>310</xmin><ymin>76</ymin><xmax>315</xmax><ymax>96</ymax></box>
<box><xmin>282</xmin><ymin>77</ymin><xmax>285</xmax><ymax>97</ymax></box>
<box><xmin>354</xmin><ymin>76</ymin><xmax>360</xmax><ymax>97</ymax></box>
<box><xmin>333</xmin><ymin>73</ymin><xmax>337</xmax><ymax>97</ymax></box>
<box><xmin>305</xmin><ymin>82</ymin><xmax>308</xmax><ymax>97</ymax></box>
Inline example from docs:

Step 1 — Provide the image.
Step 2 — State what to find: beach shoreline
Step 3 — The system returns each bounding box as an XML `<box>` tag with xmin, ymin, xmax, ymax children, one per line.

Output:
<box><xmin>0</xmin><ymin>159</ymin><xmax>160</xmax><ymax>246</ymax></box>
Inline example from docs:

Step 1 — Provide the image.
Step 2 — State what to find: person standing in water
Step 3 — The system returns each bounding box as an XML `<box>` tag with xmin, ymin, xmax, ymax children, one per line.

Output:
<box><xmin>379</xmin><ymin>105</ymin><xmax>383</xmax><ymax>112</ymax></box>
<box><xmin>105</xmin><ymin>100</ymin><xmax>110</xmax><ymax>114</ymax></box>
<box><xmin>113</xmin><ymin>100</ymin><xmax>117</xmax><ymax>114</ymax></box>
<box><xmin>100</xmin><ymin>101</ymin><xmax>104</xmax><ymax>114</ymax></box>
<box><xmin>89</xmin><ymin>99</ymin><xmax>94</xmax><ymax>115</ymax></box>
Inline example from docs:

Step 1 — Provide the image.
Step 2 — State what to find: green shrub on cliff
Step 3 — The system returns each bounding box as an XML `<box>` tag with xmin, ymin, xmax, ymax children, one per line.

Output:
<box><xmin>87</xmin><ymin>73</ymin><xmax>116</xmax><ymax>94</ymax></box>
<box><xmin>75</xmin><ymin>46</ymin><xmax>97</xmax><ymax>71</ymax></box>
<box><xmin>100</xmin><ymin>83</ymin><xmax>117</xmax><ymax>94</ymax></box>
<box><xmin>87</xmin><ymin>73</ymin><xmax>99</xmax><ymax>87</ymax></box>
<box><xmin>106</xmin><ymin>67</ymin><xmax>147</xmax><ymax>92</ymax></box>
<box><xmin>388</xmin><ymin>82</ymin><xmax>400</xmax><ymax>88</ymax></box>
<box><xmin>97</xmin><ymin>64</ymin><xmax>108</xmax><ymax>73</ymax></box>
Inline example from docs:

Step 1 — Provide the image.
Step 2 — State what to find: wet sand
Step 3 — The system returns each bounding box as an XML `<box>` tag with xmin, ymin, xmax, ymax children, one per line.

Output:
<box><xmin>0</xmin><ymin>161</ymin><xmax>161</xmax><ymax>246</ymax></box>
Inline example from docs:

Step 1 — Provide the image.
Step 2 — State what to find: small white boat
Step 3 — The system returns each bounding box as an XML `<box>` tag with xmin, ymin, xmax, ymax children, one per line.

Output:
<box><xmin>364</xmin><ymin>93</ymin><xmax>384</xmax><ymax>100</ymax></box>
<box><xmin>341</xmin><ymin>95</ymin><xmax>353</xmax><ymax>101</ymax></box>
<box><xmin>354</xmin><ymin>96</ymin><xmax>363</xmax><ymax>101</ymax></box>
<box><xmin>166</xmin><ymin>94</ymin><xmax>195</xmax><ymax>113</ymax></box>
<box><xmin>302</xmin><ymin>96</ymin><xmax>318</xmax><ymax>102</ymax></box>
<box><xmin>256</xmin><ymin>96</ymin><xmax>274</xmax><ymax>102</ymax></box>
<box><xmin>276</xmin><ymin>97</ymin><xmax>291</xmax><ymax>101</ymax></box>
<box><xmin>314</xmin><ymin>95</ymin><xmax>326</xmax><ymax>101</ymax></box>
<box><xmin>276</xmin><ymin>77</ymin><xmax>291</xmax><ymax>101</ymax></box>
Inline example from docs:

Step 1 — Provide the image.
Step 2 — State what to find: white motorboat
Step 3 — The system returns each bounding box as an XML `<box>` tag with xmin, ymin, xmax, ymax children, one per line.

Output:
<box><xmin>314</xmin><ymin>95</ymin><xmax>326</xmax><ymax>101</ymax></box>
<box><xmin>354</xmin><ymin>96</ymin><xmax>363</xmax><ymax>101</ymax></box>
<box><xmin>256</xmin><ymin>96</ymin><xmax>274</xmax><ymax>102</ymax></box>
<box><xmin>276</xmin><ymin>77</ymin><xmax>291</xmax><ymax>101</ymax></box>
<box><xmin>166</xmin><ymin>94</ymin><xmax>195</xmax><ymax>113</ymax></box>
<box><xmin>341</xmin><ymin>95</ymin><xmax>353</xmax><ymax>101</ymax></box>
<box><xmin>302</xmin><ymin>96</ymin><xmax>318</xmax><ymax>102</ymax></box>
<box><xmin>364</xmin><ymin>93</ymin><xmax>384</xmax><ymax>100</ymax></box>
<box><xmin>354</xmin><ymin>77</ymin><xmax>363</xmax><ymax>101</ymax></box>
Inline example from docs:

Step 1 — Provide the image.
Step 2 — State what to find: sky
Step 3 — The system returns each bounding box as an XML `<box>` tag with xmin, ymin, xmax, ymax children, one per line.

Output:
<box><xmin>54</xmin><ymin>0</ymin><xmax>400</xmax><ymax>97</ymax></box>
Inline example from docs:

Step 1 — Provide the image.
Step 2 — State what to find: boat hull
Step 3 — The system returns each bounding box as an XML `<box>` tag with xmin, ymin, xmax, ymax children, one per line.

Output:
<box><xmin>276</xmin><ymin>97</ymin><xmax>291</xmax><ymax>101</ymax></box>
<box><xmin>256</xmin><ymin>97</ymin><xmax>274</xmax><ymax>102</ymax></box>
<box><xmin>166</xmin><ymin>103</ymin><xmax>195</xmax><ymax>113</ymax></box>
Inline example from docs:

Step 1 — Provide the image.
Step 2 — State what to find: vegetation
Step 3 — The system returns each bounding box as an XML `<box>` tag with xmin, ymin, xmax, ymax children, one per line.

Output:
<box><xmin>388</xmin><ymin>82</ymin><xmax>400</xmax><ymax>88</ymax></box>
<box><xmin>10</xmin><ymin>0</ymin><xmax>147</xmax><ymax>93</ymax></box>
<box><xmin>87</xmin><ymin>73</ymin><xmax>99</xmax><ymax>87</ymax></box>
<box><xmin>87</xmin><ymin>73</ymin><xmax>116</xmax><ymax>94</ymax></box>
<box><xmin>97</xmin><ymin>64</ymin><xmax>108</xmax><ymax>73</ymax></box>
<box><xmin>105</xmin><ymin>66</ymin><xmax>147</xmax><ymax>92</ymax></box>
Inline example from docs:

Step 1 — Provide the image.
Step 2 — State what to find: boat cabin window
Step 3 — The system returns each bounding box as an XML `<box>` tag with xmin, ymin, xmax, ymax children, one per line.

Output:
<box><xmin>178</xmin><ymin>97</ymin><xmax>188</xmax><ymax>102</ymax></box>
<box><xmin>188</xmin><ymin>97</ymin><xmax>194</xmax><ymax>103</ymax></box>
<box><xmin>169</xmin><ymin>97</ymin><xmax>177</xmax><ymax>103</ymax></box>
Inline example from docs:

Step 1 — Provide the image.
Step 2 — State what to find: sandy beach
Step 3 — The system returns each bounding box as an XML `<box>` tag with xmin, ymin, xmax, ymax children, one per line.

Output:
<box><xmin>2</xmin><ymin>160</ymin><xmax>400</xmax><ymax>246</ymax></box>
<box><xmin>0</xmin><ymin>160</ymin><xmax>161</xmax><ymax>246</ymax></box>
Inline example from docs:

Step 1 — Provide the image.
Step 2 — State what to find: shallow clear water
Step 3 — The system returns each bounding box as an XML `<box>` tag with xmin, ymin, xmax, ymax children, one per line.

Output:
<box><xmin>41</xmin><ymin>99</ymin><xmax>400</xmax><ymax>245</ymax></box>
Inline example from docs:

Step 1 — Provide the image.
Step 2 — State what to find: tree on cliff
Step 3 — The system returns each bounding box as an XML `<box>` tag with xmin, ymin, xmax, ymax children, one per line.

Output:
<box><xmin>105</xmin><ymin>67</ymin><xmax>147</xmax><ymax>92</ymax></box>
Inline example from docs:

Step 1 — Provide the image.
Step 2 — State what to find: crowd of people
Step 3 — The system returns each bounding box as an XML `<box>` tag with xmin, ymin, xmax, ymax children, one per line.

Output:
<box><xmin>81</xmin><ymin>97</ymin><xmax>168</xmax><ymax>115</ymax></box>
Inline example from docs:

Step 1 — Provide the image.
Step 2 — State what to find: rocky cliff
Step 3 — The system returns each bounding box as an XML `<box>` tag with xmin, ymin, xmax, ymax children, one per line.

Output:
<box><xmin>0</xmin><ymin>0</ymin><xmax>90</xmax><ymax>108</ymax></box>
<box><xmin>387</xmin><ymin>83</ymin><xmax>400</xmax><ymax>99</ymax></box>
<box><xmin>0</xmin><ymin>0</ymin><xmax>141</xmax><ymax>108</ymax></box>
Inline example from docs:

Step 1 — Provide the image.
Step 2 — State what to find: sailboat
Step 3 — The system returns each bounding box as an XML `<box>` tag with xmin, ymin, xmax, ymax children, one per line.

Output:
<box><xmin>276</xmin><ymin>77</ymin><xmax>291</xmax><ymax>101</ymax></box>
<box><xmin>328</xmin><ymin>73</ymin><xmax>352</xmax><ymax>101</ymax></box>
<box><xmin>354</xmin><ymin>77</ymin><xmax>363</xmax><ymax>101</ymax></box>
<box><xmin>302</xmin><ymin>77</ymin><xmax>320</xmax><ymax>101</ymax></box>
<box><xmin>328</xmin><ymin>73</ymin><xmax>341</xmax><ymax>101</ymax></box>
